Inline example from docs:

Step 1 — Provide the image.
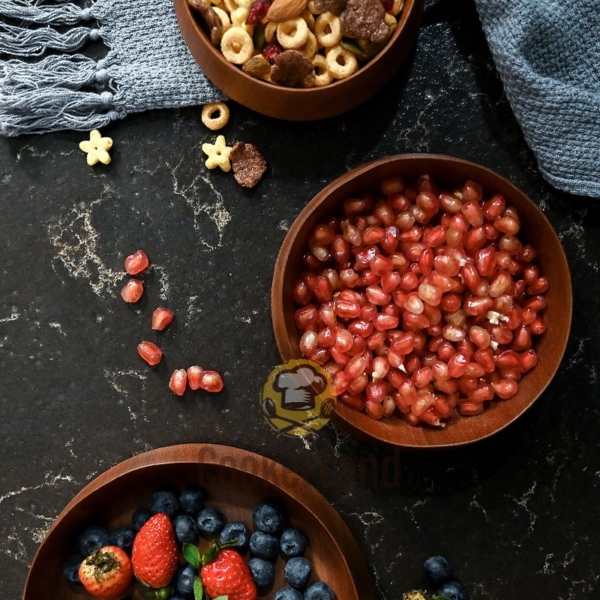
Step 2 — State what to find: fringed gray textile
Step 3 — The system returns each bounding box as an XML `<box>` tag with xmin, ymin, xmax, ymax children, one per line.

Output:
<box><xmin>0</xmin><ymin>0</ymin><xmax>225</xmax><ymax>136</ymax></box>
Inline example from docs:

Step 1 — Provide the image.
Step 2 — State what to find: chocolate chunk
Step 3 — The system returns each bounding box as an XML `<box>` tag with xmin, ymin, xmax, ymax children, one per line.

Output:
<box><xmin>340</xmin><ymin>0</ymin><xmax>389</xmax><ymax>44</ymax></box>
<box><xmin>188</xmin><ymin>0</ymin><xmax>223</xmax><ymax>46</ymax></box>
<box><xmin>313</xmin><ymin>0</ymin><xmax>347</xmax><ymax>16</ymax></box>
<box><xmin>230</xmin><ymin>142</ymin><xmax>267</xmax><ymax>188</ymax></box>
<box><xmin>270</xmin><ymin>50</ymin><xmax>316</xmax><ymax>88</ymax></box>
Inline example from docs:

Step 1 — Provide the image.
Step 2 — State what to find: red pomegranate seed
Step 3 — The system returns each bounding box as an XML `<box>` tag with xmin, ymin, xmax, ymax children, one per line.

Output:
<box><xmin>365</xmin><ymin>399</ymin><xmax>383</xmax><ymax>419</ymax></box>
<box><xmin>340</xmin><ymin>392</ymin><xmax>366</xmax><ymax>411</ymax></box>
<box><xmin>519</xmin><ymin>349</ymin><xmax>538</xmax><ymax>373</ymax></box>
<box><xmin>137</xmin><ymin>341</ymin><xmax>162</xmax><ymax>366</ymax></box>
<box><xmin>347</xmin><ymin>373</ymin><xmax>369</xmax><ymax>395</ymax></box>
<box><xmin>199</xmin><ymin>370</ymin><xmax>224</xmax><ymax>392</ymax></box>
<box><xmin>299</xmin><ymin>331</ymin><xmax>318</xmax><ymax>355</ymax></box>
<box><xmin>530</xmin><ymin>316</ymin><xmax>547</xmax><ymax>335</ymax></box>
<box><xmin>492</xmin><ymin>379</ymin><xmax>518</xmax><ymax>399</ymax></box>
<box><xmin>121</xmin><ymin>279</ymin><xmax>144</xmax><ymax>303</ymax></box>
<box><xmin>187</xmin><ymin>366</ymin><xmax>203</xmax><ymax>390</ymax></box>
<box><xmin>169</xmin><ymin>369</ymin><xmax>187</xmax><ymax>396</ymax></box>
<box><xmin>124</xmin><ymin>250</ymin><xmax>149</xmax><ymax>275</ymax></box>
<box><xmin>293</xmin><ymin>280</ymin><xmax>312</xmax><ymax>305</ymax></box>
<box><xmin>152</xmin><ymin>307</ymin><xmax>175</xmax><ymax>330</ymax></box>
<box><xmin>262</xmin><ymin>42</ymin><xmax>283</xmax><ymax>64</ymax></box>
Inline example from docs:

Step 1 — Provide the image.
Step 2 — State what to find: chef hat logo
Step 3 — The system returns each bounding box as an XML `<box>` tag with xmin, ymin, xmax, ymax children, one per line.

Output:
<box><xmin>273</xmin><ymin>364</ymin><xmax>327</xmax><ymax>411</ymax></box>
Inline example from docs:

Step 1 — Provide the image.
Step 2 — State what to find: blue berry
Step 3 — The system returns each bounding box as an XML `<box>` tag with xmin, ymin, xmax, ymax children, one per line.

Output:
<box><xmin>77</xmin><ymin>525</ymin><xmax>109</xmax><ymax>557</ymax></box>
<box><xmin>304</xmin><ymin>581</ymin><xmax>335</xmax><ymax>600</ymax></box>
<box><xmin>280</xmin><ymin>528</ymin><xmax>308</xmax><ymax>559</ymax></box>
<box><xmin>108</xmin><ymin>527</ymin><xmax>136</xmax><ymax>554</ymax></box>
<box><xmin>173</xmin><ymin>515</ymin><xmax>200</xmax><ymax>546</ymax></box>
<box><xmin>63</xmin><ymin>554</ymin><xmax>84</xmax><ymax>584</ymax></box>
<box><xmin>253</xmin><ymin>501</ymin><xmax>285</xmax><ymax>534</ymax></box>
<box><xmin>435</xmin><ymin>581</ymin><xmax>468</xmax><ymax>600</ymax></box>
<box><xmin>132</xmin><ymin>508</ymin><xmax>152</xmax><ymax>531</ymax></box>
<box><xmin>197</xmin><ymin>507</ymin><xmax>226</xmax><ymax>536</ymax></box>
<box><xmin>424</xmin><ymin>555</ymin><xmax>452</xmax><ymax>585</ymax></box>
<box><xmin>250</xmin><ymin>531</ymin><xmax>279</xmax><ymax>561</ymax></box>
<box><xmin>171</xmin><ymin>596</ymin><xmax>187</xmax><ymax>600</ymax></box>
<box><xmin>274</xmin><ymin>587</ymin><xmax>303</xmax><ymax>600</ymax></box>
<box><xmin>248</xmin><ymin>557</ymin><xmax>275</xmax><ymax>592</ymax></box>
<box><xmin>179</xmin><ymin>489</ymin><xmax>205</xmax><ymax>516</ymax></box>
<box><xmin>149</xmin><ymin>490</ymin><xmax>180</xmax><ymax>519</ymax></box>
<box><xmin>284</xmin><ymin>557</ymin><xmax>312</xmax><ymax>589</ymax></box>
<box><xmin>173</xmin><ymin>563</ymin><xmax>199</xmax><ymax>598</ymax></box>
<box><xmin>220</xmin><ymin>522</ymin><xmax>251</xmax><ymax>554</ymax></box>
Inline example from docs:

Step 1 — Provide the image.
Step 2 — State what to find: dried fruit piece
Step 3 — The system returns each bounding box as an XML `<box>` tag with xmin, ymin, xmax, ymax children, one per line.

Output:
<box><xmin>340</xmin><ymin>0</ymin><xmax>389</xmax><ymax>44</ymax></box>
<box><xmin>267</xmin><ymin>0</ymin><xmax>308</xmax><ymax>22</ymax></box>
<box><xmin>262</xmin><ymin>42</ymin><xmax>284</xmax><ymax>64</ymax></box>
<box><xmin>187</xmin><ymin>366</ymin><xmax>204</xmax><ymax>390</ymax></box>
<box><xmin>124</xmin><ymin>250</ymin><xmax>149</xmax><ymax>275</ymax></box>
<box><xmin>200</xmin><ymin>371</ymin><xmax>224</xmax><ymax>392</ymax></box>
<box><xmin>271</xmin><ymin>49</ymin><xmax>315</xmax><ymax>88</ymax></box>
<box><xmin>247</xmin><ymin>0</ymin><xmax>271</xmax><ymax>24</ymax></box>
<box><xmin>230</xmin><ymin>142</ymin><xmax>267</xmax><ymax>188</ymax></box>
<box><xmin>152</xmin><ymin>307</ymin><xmax>175</xmax><ymax>330</ymax></box>
<box><xmin>138</xmin><ymin>341</ymin><xmax>163</xmax><ymax>366</ymax></box>
<box><xmin>169</xmin><ymin>369</ymin><xmax>187</xmax><ymax>396</ymax></box>
<box><xmin>188</xmin><ymin>0</ymin><xmax>224</xmax><ymax>45</ymax></box>
<box><xmin>243</xmin><ymin>55</ymin><xmax>272</xmax><ymax>79</ymax></box>
<box><xmin>121</xmin><ymin>279</ymin><xmax>144</xmax><ymax>303</ymax></box>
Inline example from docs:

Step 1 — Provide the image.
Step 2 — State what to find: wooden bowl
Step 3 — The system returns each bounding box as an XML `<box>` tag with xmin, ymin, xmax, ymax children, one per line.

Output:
<box><xmin>271</xmin><ymin>154</ymin><xmax>573</xmax><ymax>448</ymax></box>
<box><xmin>23</xmin><ymin>444</ymin><xmax>373</xmax><ymax>600</ymax></box>
<box><xmin>173</xmin><ymin>0</ymin><xmax>423</xmax><ymax>121</ymax></box>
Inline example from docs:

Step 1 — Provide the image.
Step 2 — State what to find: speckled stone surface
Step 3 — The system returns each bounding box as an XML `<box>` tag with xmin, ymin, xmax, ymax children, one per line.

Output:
<box><xmin>1</xmin><ymin>0</ymin><xmax>599</xmax><ymax>598</ymax></box>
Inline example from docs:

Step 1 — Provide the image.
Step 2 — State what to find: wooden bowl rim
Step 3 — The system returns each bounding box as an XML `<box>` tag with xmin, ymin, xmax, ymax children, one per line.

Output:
<box><xmin>271</xmin><ymin>153</ymin><xmax>573</xmax><ymax>448</ymax></box>
<box><xmin>23</xmin><ymin>444</ymin><xmax>374</xmax><ymax>600</ymax></box>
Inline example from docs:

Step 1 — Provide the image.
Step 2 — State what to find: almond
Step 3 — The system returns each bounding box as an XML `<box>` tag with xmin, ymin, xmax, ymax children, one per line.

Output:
<box><xmin>266</xmin><ymin>0</ymin><xmax>309</xmax><ymax>22</ymax></box>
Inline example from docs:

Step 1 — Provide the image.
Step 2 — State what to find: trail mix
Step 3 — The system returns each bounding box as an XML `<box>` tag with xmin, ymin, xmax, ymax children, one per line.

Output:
<box><xmin>292</xmin><ymin>175</ymin><xmax>549</xmax><ymax>426</ymax></box>
<box><xmin>188</xmin><ymin>0</ymin><xmax>404</xmax><ymax>88</ymax></box>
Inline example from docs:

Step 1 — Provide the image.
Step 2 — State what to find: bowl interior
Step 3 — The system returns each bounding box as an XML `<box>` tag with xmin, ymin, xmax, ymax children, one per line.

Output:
<box><xmin>24</xmin><ymin>445</ymin><xmax>372</xmax><ymax>600</ymax></box>
<box><xmin>272</xmin><ymin>155</ymin><xmax>572</xmax><ymax>448</ymax></box>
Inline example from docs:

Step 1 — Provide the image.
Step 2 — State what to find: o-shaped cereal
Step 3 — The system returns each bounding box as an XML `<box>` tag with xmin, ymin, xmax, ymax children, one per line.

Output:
<box><xmin>301</xmin><ymin>9</ymin><xmax>315</xmax><ymax>30</ymax></box>
<box><xmin>315</xmin><ymin>12</ymin><xmax>342</xmax><ymax>47</ymax></box>
<box><xmin>213</xmin><ymin>6</ymin><xmax>231</xmax><ymax>33</ymax></box>
<box><xmin>277</xmin><ymin>17</ymin><xmax>308</xmax><ymax>49</ymax></box>
<box><xmin>325</xmin><ymin>45</ymin><xmax>358</xmax><ymax>79</ymax></box>
<box><xmin>221</xmin><ymin>27</ymin><xmax>254</xmax><ymax>64</ymax></box>
<box><xmin>299</xmin><ymin>30</ymin><xmax>318</xmax><ymax>58</ymax></box>
<box><xmin>201</xmin><ymin>102</ymin><xmax>230</xmax><ymax>130</ymax></box>
<box><xmin>307</xmin><ymin>0</ymin><xmax>322</xmax><ymax>14</ymax></box>
<box><xmin>231</xmin><ymin>6</ymin><xmax>254</xmax><ymax>33</ymax></box>
<box><xmin>223</xmin><ymin>0</ymin><xmax>237</xmax><ymax>12</ymax></box>
<box><xmin>265</xmin><ymin>20</ymin><xmax>278</xmax><ymax>43</ymax></box>
<box><xmin>312</xmin><ymin>54</ymin><xmax>332</xmax><ymax>87</ymax></box>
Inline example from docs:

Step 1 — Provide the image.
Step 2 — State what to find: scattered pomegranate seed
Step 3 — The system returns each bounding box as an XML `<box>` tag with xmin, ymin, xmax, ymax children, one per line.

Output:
<box><xmin>121</xmin><ymin>279</ymin><xmax>144</xmax><ymax>303</ymax></box>
<box><xmin>138</xmin><ymin>341</ymin><xmax>162</xmax><ymax>366</ymax></box>
<box><xmin>292</xmin><ymin>174</ymin><xmax>549</xmax><ymax>427</ymax></box>
<box><xmin>169</xmin><ymin>369</ymin><xmax>187</xmax><ymax>396</ymax></box>
<box><xmin>124</xmin><ymin>249</ymin><xmax>149</xmax><ymax>275</ymax></box>
<box><xmin>152</xmin><ymin>307</ymin><xmax>175</xmax><ymax>330</ymax></box>
<box><xmin>200</xmin><ymin>371</ymin><xmax>224</xmax><ymax>393</ymax></box>
<box><xmin>187</xmin><ymin>366</ymin><xmax>204</xmax><ymax>390</ymax></box>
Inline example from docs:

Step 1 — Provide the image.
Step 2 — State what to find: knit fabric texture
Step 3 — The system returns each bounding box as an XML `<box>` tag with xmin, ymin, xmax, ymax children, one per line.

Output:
<box><xmin>475</xmin><ymin>0</ymin><xmax>600</xmax><ymax>197</ymax></box>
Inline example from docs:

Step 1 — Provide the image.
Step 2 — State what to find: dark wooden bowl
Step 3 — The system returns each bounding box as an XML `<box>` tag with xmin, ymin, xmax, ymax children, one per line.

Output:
<box><xmin>23</xmin><ymin>444</ymin><xmax>373</xmax><ymax>600</ymax></box>
<box><xmin>271</xmin><ymin>155</ymin><xmax>573</xmax><ymax>448</ymax></box>
<box><xmin>173</xmin><ymin>0</ymin><xmax>423</xmax><ymax>121</ymax></box>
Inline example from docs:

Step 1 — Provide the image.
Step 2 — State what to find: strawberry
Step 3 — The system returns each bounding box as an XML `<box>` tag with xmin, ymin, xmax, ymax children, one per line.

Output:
<box><xmin>78</xmin><ymin>545</ymin><xmax>133</xmax><ymax>599</ymax></box>
<box><xmin>132</xmin><ymin>513</ymin><xmax>179</xmax><ymax>588</ymax></box>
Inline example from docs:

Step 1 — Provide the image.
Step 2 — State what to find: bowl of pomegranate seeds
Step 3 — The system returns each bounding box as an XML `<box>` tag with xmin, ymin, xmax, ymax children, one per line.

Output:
<box><xmin>173</xmin><ymin>0</ymin><xmax>423</xmax><ymax>120</ymax></box>
<box><xmin>271</xmin><ymin>155</ymin><xmax>572</xmax><ymax>448</ymax></box>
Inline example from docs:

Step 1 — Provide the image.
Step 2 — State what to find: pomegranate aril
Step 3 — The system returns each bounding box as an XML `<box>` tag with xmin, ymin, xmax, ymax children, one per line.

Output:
<box><xmin>372</xmin><ymin>356</ymin><xmax>390</xmax><ymax>380</ymax></box>
<box><xmin>405</xmin><ymin>292</ymin><xmax>424</xmax><ymax>314</ymax></box>
<box><xmin>347</xmin><ymin>373</ymin><xmax>369</xmax><ymax>395</ymax></box>
<box><xmin>491</xmin><ymin>379</ymin><xmax>518</xmax><ymax>399</ymax></box>
<box><xmin>365</xmin><ymin>399</ymin><xmax>383</xmax><ymax>420</ymax></box>
<box><xmin>169</xmin><ymin>369</ymin><xmax>187</xmax><ymax>396</ymax></box>
<box><xmin>334</xmin><ymin>328</ymin><xmax>353</xmax><ymax>352</ymax></box>
<box><xmin>458</xmin><ymin>402</ymin><xmax>484</xmax><ymax>416</ymax></box>
<box><xmin>494</xmin><ymin>216</ymin><xmax>520</xmax><ymax>235</ymax></box>
<box><xmin>330</xmin><ymin>371</ymin><xmax>349</xmax><ymax>395</ymax></box>
<box><xmin>474</xmin><ymin>348</ymin><xmax>495</xmax><ymax>373</ymax></box>
<box><xmin>524</xmin><ymin>295</ymin><xmax>548</xmax><ymax>313</ymax></box>
<box><xmin>138</xmin><ymin>341</ymin><xmax>162</xmax><ymax>366</ymax></box>
<box><xmin>293</xmin><ymin>280</ymin><xmax>312</xmax><ymax>305</ymax></box>
<box><xmin>310</xmin><ymin>349</ymin><xmax>331</xmax><ymax>365</ymax></box>
<box><xmin>124</xmin><ymin>250</ymin><xmax>149</xmax><ymax>275</ymax></box>
<box><xmin>413</xmin><ymin>367</ymin><xmax>433</xmax><ymax>388</ymax></box>
<box><xmin>340</xmin><ymin>392</ymin><xmax>366</xmax><ymax>411</ymax></box>
<box><xmin>152</xmin><ymin>307</ymin><xmax>175</xmax><ymax>330</ymax></box>
<box><xmin>344</xmin><ymin>355</ymin><xmax>367</xmax><ymax>379</ymax></box>
<box><xmin>461</xmin><ymin>200</ymin><xmax>484</xmax><ymax>227</ymax></box>
<box><xmin>402</xmin><ymin>311</ymin><xmax>429</xmax><ymax>331</ymax></box>
<box><xmin>335</xmin><ymin>299</ymin><xmax>361</xmax><ymax>319</ymax></box>
<box><xmin>519</xmin><ymin>349</ymin><xmax>538</xmax><ymax>373</ymax></box>
<box><xmin>121</xmin><ymin>279</ymin><xmax>144</xmax><ymax>303</ymax></box>
<box><xmin>443</xmin><ymin>324</ymin><xmax>465</xmax><ymax>342</ymax></box>
<box><xmin>400</xmin><ymin>272</ymin><xmax>420</xmax><ymax>291</ymax></box>
<box><xmin>527</xmin><ymin>277</ymin><xmax>549</xmax><ymax>295</ymax></box>
<box><xmin>299</xmin><ymin>331</ymin><xmax>318</xmax><ymax>355</ymax></box>
<box><xmin>381</xmin><ymin>395</ymin><xmax>396</xmax><ymax>417</ymax></box>
<box><xmin>187</xmin><ymin>366</ymin><xmax>204</xmax><ymax>390</ymax></box>
<box><xmin>199</xmin><ymin>370</ymin><xmax>223</xmax><ymax>392</ymax></box>
<box><xmin>448</xmin><ymin>353</ymin><xmax>468</xmax><ymax>378</ymax></box>
<box><xmin>374</xmin><ymin>314</ymin><xmax>399</xmax><ymax>331</ymax></box>
<box><xmin>530</xmin><ymin>316</ymin><xmax>547</xmax><ymax>335</ymax></box>
<box><xmin>411</xmin><ymin>392</ymin><xmax>435</xmax><ymax>416</ymax></box>
<box><xmin>496</xmin><ymin>350</ymin><xmax>521</xmax><ymax>369</ymax></box>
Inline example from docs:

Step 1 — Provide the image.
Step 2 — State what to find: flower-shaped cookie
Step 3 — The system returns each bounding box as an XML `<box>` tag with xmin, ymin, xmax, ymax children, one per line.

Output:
<box><xmin>202</xmin><ymin>135</ymin><xmax>232</xmax><ymax>172</ymax></box>
<box><xmin>79</xmin><ymin>130</ymin><xmax>113</xmax><ymax>165</ymax></box>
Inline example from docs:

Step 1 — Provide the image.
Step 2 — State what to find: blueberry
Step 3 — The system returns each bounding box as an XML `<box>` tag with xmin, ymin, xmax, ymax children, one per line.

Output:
<box><xmin>253</xmin><ymin>502</ymin><xmax>285</xmax><ymax>535</ymax></box>
<box><xmin>250</xmin><ymin>531</ymin><xmax>279</xmax><ymax>561</ymax></box>
<box><xmin>63</xmin><ymin>554</ymin><xmax>84</xmax><ymax>584</ymax></box>
<box><xmin>171</xmin><ymin>596</ymin><xmax>187</xmax><ymax>600</ymax></box>
<box><xmin>303</xmin><ymin>581</ymin><xmax>335</xmax><ymax>600</ymax></box>
<box><xmin>77</xmin><ymin>525</ymin><xmax>109</xmax><ymax>557</ymax></box>
<box><xmin>219</xmin><ymin>522</ymin><xmax>251</xmax><ymax>554</ymax></box>
<box><xmin>173</xmin><ymin>563</ymin><xmax>199</xmax><ymax>598</ymax></box>
<box><xmin>173</xmin><ymin>515</ymin><xmax>200</xmax><ymax>546</ymax></box>
<box><xmin>197</xmin><ymin>507</ymin><xmax>226</xmax><ymax>536</ymax></box>
<box><xmin>284</xmin><ymin>557</ymin><xmax>312</xmax><ymax>589</ymax></box>
<box><xmin>280</xmin><ymin>528</ymin><xmax>308</xmax><ymax>559</ymax></box>
<box><xmin>149</xmin><ymin>490</ymin><xmax>180</xmax><ymax>519</ymax></box>
<box><xmin>424</xmin><ymin>555</ymin><xmax>452</xmax><ymax>586</ymax></box>
<box><xmin>274</xmin><ymin>587</ymin><xmax>303</xmax><ymax>600</ymax></box>
<box><xmin>132</xmin><ymin>508</ymin><xmax>153</xmax><ymax>531</ymax></box>
<box><xmin>248</xmin><ymin>557</ymin><xmax>275</xmax><ymax>592</ymax></box>
<box><xmin>435</xmin><ymin>581</ymin><xmax>468</xmax><ymax>600</ymax></box>
<box><xmin>108</xmin><ymin>527</ymin><xmax>136</xmax><ymax>554</ymax></box>
<box><xmin>179</xmin><ymin>489</ymin><xmax>205</xmax><ymax>516</ymax></box>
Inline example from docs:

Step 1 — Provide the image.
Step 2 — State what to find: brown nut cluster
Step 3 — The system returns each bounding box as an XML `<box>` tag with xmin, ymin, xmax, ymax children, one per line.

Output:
<box><xmin>271</xmin><ymin>50</ymin><xmax>316</xmax><ymax>87</ymax></box>
<box><xmin>340</xmin><ymin>0</ymin><xmax>388</xmax><ymax>44</ymax></box>
<box><xmin>230</xmin><ymin>142</ymin><xmax>268</xmax><ymax>188</ymax></box>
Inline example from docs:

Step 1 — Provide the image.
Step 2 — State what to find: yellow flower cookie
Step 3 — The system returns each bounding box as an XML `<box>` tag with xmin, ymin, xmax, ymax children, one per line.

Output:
<box><xmin>79</xmin><ymin>129</ymin><xmax>113</xmax><ymax>165</ymax></box>
<box><xmin>202</xmin><ymin>135</ymin><xmax>232</xmax><ymax>172</ymax></box>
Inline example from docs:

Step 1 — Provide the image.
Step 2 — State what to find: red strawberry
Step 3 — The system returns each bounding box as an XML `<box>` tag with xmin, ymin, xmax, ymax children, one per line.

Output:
<box><xmin>78</xmin><ymin>546</ymin><xmax>133</xmax><ymax>599</ymax></box>
<box><xmin>132</xmin><ymin>513</ymin><xmax>179</xmax><ymax>588</ymax></box>
<box><xmin>201</xmin><ymin>543</ymin><xmax>257</xmax><ymax>600</ymax></box>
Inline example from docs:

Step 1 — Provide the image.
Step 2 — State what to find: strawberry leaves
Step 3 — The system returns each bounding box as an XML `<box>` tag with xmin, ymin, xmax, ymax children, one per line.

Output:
<box><xmin>183</xmin><ymin>543</ymin><xmax>201</xmax><ymax>568</ymax></box>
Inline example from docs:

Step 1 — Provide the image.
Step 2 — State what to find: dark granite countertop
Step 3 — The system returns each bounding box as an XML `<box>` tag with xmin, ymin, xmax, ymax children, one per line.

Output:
<box><xmin>1</xmin><ymin>0</ymin><xmax>599</xmax><ymax>598</ymax></box>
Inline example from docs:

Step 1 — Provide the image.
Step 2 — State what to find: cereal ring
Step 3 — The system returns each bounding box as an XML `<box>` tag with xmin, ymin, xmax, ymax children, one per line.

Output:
<box><xmin>325</xmin><ymin>44</ymin><xmax>358</xmax><ymax>78</ymax></box>
<box><xmin>231</xmin><ymin>6</ymin><xmax>254</xmax><ymax>33</ymax></box>
<box><xmin>383</xmin><ymin>12</ymin><xmax>397</xmax><ymax>33</ymax></box>
<box><xmin>236</xmin><ymin>0</ymin><xmax>253</xmax><ymax>8</ymax></box>
<box><xmin>223</xmin><ymin>0</ymin><xmax>237</xmax><ymax>11</ymax></box>
<box><xmin>390</xmin><ymin>0</ymin><xmax>403</xmax><ymax>16</ymax></box>
<box><xmin>312</xmin><ymin>54</ymin><xmax>332</xmax><ymax>87</ymax></box>
<box><xmin>265</xmin><ymin>20</ymin><xmax>278</xmax><ymax>42</ymax></box>
<box><xmin>277</xmin><ymin>17</ymin><xmax>308</xmax><ymax>49</ymax></box>
<box><xmin>301</xmin><ymin>9</ymin><xmax>316</xmax><ymax>30</ymax></box>
<box><xmin>221</xmin><ymin>27</ymin><xmax>254</xmax><ymax>64</ymax></box>
<box><xmin>307</xmin><ymin>0</ymin><xmax>323</xmax><ymax>14</ymax></box>
<box><xmin>298</xmin><ymin>30</ymin><xmax>317</xmax><ymax>58</ymax></box>
<box><xmin>315</xmin><ymin>12</ymin><xmax>342</xmax><ymax>47</ymax></box>
<box><xmin>213</xmin><ymin>6</ymin><xmax>232</xmax><ymax>32</ymax></box>
<box><xmin>201</xmin><ymin>102</ymin><xmax>230</xmax><ymax>130</ymax></box>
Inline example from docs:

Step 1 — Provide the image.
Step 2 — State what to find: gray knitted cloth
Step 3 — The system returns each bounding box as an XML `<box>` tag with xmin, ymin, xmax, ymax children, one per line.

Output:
<box><xmin>475</xmin><ymin>0</ymin><xmax>600</xmax><ymax>198</ymax></box>
<box><xmin>0</xmin><ymin>0</ymin><xmax>224</xmax><ymax>136</ymax></box>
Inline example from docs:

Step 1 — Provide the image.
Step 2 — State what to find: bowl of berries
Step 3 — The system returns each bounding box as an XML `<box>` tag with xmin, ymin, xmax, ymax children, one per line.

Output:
<box><xmin>173</xmin><ymin>0</ymin><xmax>423</xmax><ymax>120</ymax></box>
<box><xmin>24</xmin><ymin>444</ymin><xmax>373</xmax><ymax>600</ymax></box>
<box><xmin>271</xmin><ymin>154</ymin><xmax>572</xmax><ymax>448</ymax></box>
